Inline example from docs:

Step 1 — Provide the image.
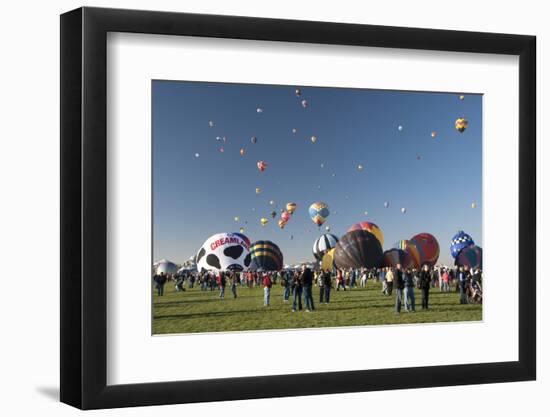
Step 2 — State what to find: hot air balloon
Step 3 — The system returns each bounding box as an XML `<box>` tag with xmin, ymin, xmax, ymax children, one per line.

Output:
<box><xmin>249</xmin><ymin>240</ymin><xmax>284</xmax><ymax>271</ymax></box>
<box><xmin>364</xmin><ymin>211</ymin><xmax>368</xmax><ymax>216</ymax></box>
<box><xmin>155</xmin><ymin>260</ymin><xmax>178</xmax><ymax>275</ymax></box>
<box><xmin>219</xmin><ymin>147</ymin><xmax>224</xmax><ymax>153</ymax></box>
<box><xmin>208</xmin><ymin>120</ymin><xmax>214</xmax><ymax>127</ymax></box>
<box><xmin>410</xmin><ymin>233</ymin><xmax>440</xmax><ymax>267</ymax></box>
<box><xmin>257</xmin><ymin>161</ymin><xmax>267</xmax><ymax>172</ymax></box>
<box><xmin>278</xmin><ymin>219</ymin><xmax>287</xmax><ymax>229</ymax></box>
<box><xmin>325</xmin><ymin>226</ymin><xmax>331</xmax><ymax>232</ymax></box>
<box><xmin>334</xmin><ymin>230</ymin><xmax>383</xmax><ymax>269</ymax></box>
<box><xmin>398</xmin><ymin>125</ymin><xmax>403</xmax><ymax>131</ymax></box>
<box><xmin>382</xmin><ymin>249</ymin><xmax>413</xmax><ymax>269</ymax></box>
<box><xmin>260</xmin><ymin>218</ymin><xmax>268</xmax><ymax>226</ymax></box>
<box><xmin>357</xmin><ymin>164</ymin><xmax>364</xmax><ymax>171</ymax></box>
<box><xmin>269</xmin><ymin>200</ymin><xmax>275</xmax><ymax>206</ymax></box>
<box><xmin>255</xmin><ymin>187</ymin><xmax>261</xmax><ymax>194</ymax></box>
<box><xmin>222</xmin><ymin>136</ymin><xmax>227</xmax><ymax>143</ymax></box>
<box><xmin>348</xmin><ymin>221</ymin><xmax>384</xmax><ymax>247</ymax></box>
<box><xmin>240</xmin><ymin>148</ymin><xmax>246</xmax><ymax>156</ymax></box>
<box><xmin>459</xmin><ymin>95</ymin><xmax>465</xmax><ymax>100</ymax></box>
<box><xmin>195</xmin><ymin>232</ymin><xmax>251</xmax><ymax>272</ymax></box>
<box><xmin>471</xmin><ymin>202</ymin><xmax>477</xmax><ymax>209</ymax></box>
<box><xmin>456</xmin><ymin>245</ymin><xmax>482</xmax><ymax>270</ymax></box>
<box><xmin>256</xmin><ymin>107</ymin><xmax>263</xmax><ymax>113</ymax></box>
<box><xmin>450</xmin><ymin>230</ymin><xmax>475</xmax><ymax>259</ymax></box>
<box><xmin>286</xmin><ymin>202</ymin><xmax>297</xmax><ymax>214</ymax></box>
<box><xmin>270</xmin><ymin>211</ymin><xmax>277</xmax><ymax>219</ymax></box>
<box><xmin>281</xmin><ymin>211</ymin><xmax>291</xmax><ymax>223</ymax></box>
<box><xmin>301</xmin><ymin>99</ymin><xmax>308</xmax><ymax>108</ymax></box>
<box><xmin>401</xmin><ymin>207</ymin><xmax>406</xmax><ymax>214</ymax></box>
<box><xmin>431</xmin><ymin>131</ymin><xmax>437</xmax><ymax>138</ymax></box>
<box><xmin>194</xmin><ymin>153</ymin><xmax>200</xmax><ymax>158</ymax></box>
<box><xmin>455</xmin><ymin>118</ymin><xmax>469</xmax><ymax>132</ymax></box>
<box><xmin>312</xmin><ymin>233</ymin><xmax>339</xmax><ymax>261</ymax></box>
<box><xmin>239</xmin><ymin>227</ymin><xmax>245</xmax><ymax>233</ymax></box>
<box><xmin>292</xmin><ymin>128</ymin><xmax>297</xmax><ymax>134</ymax></box>
<box><xmin>309</xmin><ymin>202</ymin><xmax>330</xmax><ymax>227</ymax></box>
<box><xmin>216</xmin><ymin>136</ymin><xmax>221</xmax><ymax>141</ymax></box>
<box><xmin>295</xmin><ymin>88</ymin><xmax>301</xmax><ymax>96</ymax></box>
<box><xmin>394</xmin><ymin>240</ymin><xmax>421</xmax><ymax>269</ymax></box>
<box><xmin>384</xmin><ymin>201</ymin><xmax>389</xmax><ymax>208</ymax></box>
<box><xmin>311</xmin><ymin>135</ymin><xmax>318</xmax><ymax>143</ymax></box>
<box><xmin>234</xmin><ymin>216</ymin><xmax>240</xmax><ymax>222</ymax></box>
<box><xmin>321</xmin><ymin>248</ymin><xmax>336</xmax><ymax>271</ymax></box>
<box><xmin>251</xmin><ymin>136</ymin><xmax>257</xmax><ymax>144</ymax></box>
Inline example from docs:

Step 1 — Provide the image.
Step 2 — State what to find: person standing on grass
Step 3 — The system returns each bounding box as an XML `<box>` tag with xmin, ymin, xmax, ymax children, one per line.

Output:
<box><xmin>441</xmin><ymin>268</ymin><xmax>450</xmax><ymax>292</ymax></box>
<box><xmin>385</xmin><ymin>268</ymin><xmax>394</xmax><ymax>295</ymax></box>
<box><xmin>394</xmin><ymin>264</ymin><xmax>404</xmax><ymax>313</ymax></box>
<box><xmin>262</xmin><ymin>273</ymin><xmax>272</xmax><ymax>307</ymax></box>
<box><xmin>302</xmin><ymin>266</ymin><xmax>315</xmax><ymax>312</ymax></box>
<box><xmin>153</xmin><ymin>272</ymin><xmax>167</xmax><ymax>296</ymax></box>
<box><xmin>292</xmin><ymin>270</ymin><xmax>303</xmax><ymax>311</ymax></box>
<box><xmin>336</xmin><ymin>269</ymin><xmax>346</xmax><ymax>291</ymax></box>
<box><xmin>317</xmin><ymin>269</ymin><xmax>325</xmax><ymax>303</ymax></box>
<box><xmin>419</xmin><ymin>264</ymin><xmax>432</xmax><ymax>309</ymax></box>
<box><xmin>404</xmin><ymin>268</ymin><xmax>416</xmax><ymax>312</ymax></box>
<box><xmin>230</xmin><ymin>272</ymin><xmax>238</xmax><ymax>298</ymax></box>
<box><xmin>282</xmin><ymin>270</ymin><xmax>292</xmax><ymax>302</ymax></box>
<box><xmin>218</xmin><ymin>271</ymin><xmax>227</xmax><ymax>299</ymax></box>
<box><xmin>322</xmin><ymin>269</ymin><xmax>332</xmax><ymax>304</ymax></box>
<box><xmin>457</xmin><ymin>266</ymin><xmax>468</xmax><ymax>304</ymax></box>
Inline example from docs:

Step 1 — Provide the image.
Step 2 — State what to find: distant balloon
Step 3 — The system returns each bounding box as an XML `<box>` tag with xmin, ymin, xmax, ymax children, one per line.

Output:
<box><xmin>255</xmin><ymin>187</ymin><xmax>261</xmax><ymax>194</ymax></box>
<box><xmin>290</xmin><ymin>235</ymin><xmax>294</xmax><ymax>240</ymax></box>
<box><xmin>260</xmin><ymin>218</ymin><xmax>268</xmax><ymax>226</ymax></box>
<box><xmin>281</xmin><ymin>211</ymin><xmax>291</xmax><ymax>223</ymax></box>
<box><xmin>269</xmin><ymin>200</ymin><xmax>275</xmax><ymax>206</ymax></box>
<box><xmin>234</xmin><ymin>216</ymin><xmax>240</xmax><ymax>222</ymax></box>
<box><xmin>398</xmin><ymin>125</ymin><xmax>403</xmax><ymax>131</ymax></box>
<box><xmin>194</xmin><ymin>153</ymin><xmax>200</xmax><ymax>158</ymax></box>
<box><xmin>364</xmin><ymin>211</ymin><xmax>368</xmax><ymax>216</ymax></box>
<box><xmin>257</xmin><ymin>160</ymin><xmax>267</xmax><ymax>172</ymax></box>
<box><xmin>301</xmin><ymin>99</ymin><xmax>308</xmax><ymax>108</ymax></box>
<box><xmin>450</xmin><ymin>230</ymin><xmax>475</xmax><ymax>259</ymax></box>
<box><xmin>459</xmin><ymin>95</ymin><xmax>465</xmax><ymax>100</ymax></box>
<box><xmin>251</xmin><ymin>136</ymin><xmax>258</xmax><ymax>144</ymax></box>
<box><xmin>384</xmin><ymin>201</ymin><xmax>390</xmax><ymax>208</ymax></box>
<box><xmin>240</xmin><ymin>148</ymin><xmax>246</xmax><ymax>156</ymax></box>
<box><xmin>295</xmin><ymin>88</ymin><xmax>301</xmax><ymax>96</ymax></box>
<box><xmin>278</xmin><ymin>219</ymin><xmax>287</xmax><ymax>229</ymax></box>
<box><xmin>416</xmin><ymin>155</ymin><xmax>422</xmax><ymax>160</ymax></box>
<box><xmin>219</xmin><ymin>147</ymin><xmax>224</xmax><ymax>153</ymax></box>
<box><xmin>320</xmin><ymin>163</ymin><xmax>325</xmax><ymax>168</ymax></box>
<box><xmin>309</xmin><ymin>202</ymin><xmax>330</xmax><ymax>226</ymax></box>
<box><xmin>348</xmin><ymin>221</ymin><xmax>384</xmax><ymax>246</ymax></box>
<box><xmin>249</xmin><ymin>240</ymin><xmax>284</xmax><ymax>271</ymax></box>
<box><xmin>357</xmin><ymin>164</ymin><xmax>364</xmax><ymax>171</ymax></box>
<box><xmin>270</xmin><ymin>211</ymin><xmax>277</xmax><ymax>219</ymax></box>
<box><xmin>457</xmin><ymin>245</ymin><xmax>482</xmax><ymax>270</ymax></box>
<box><xmin>256</xmin><ymin>107</ymin><xmax>263</xmax><ymax>113</ymax></box>
<box><xmin>292</xmin><ymin>128</ymin><xmax>297</xmax><ymax>134</ymax></box>
<box><xmin>239</xmin><ymin>227</ymin><xmax>245</xmax><ymax>233</ymax></box>
<box><xmin>334</xmin><ymin>230</ymin><xmax>383</xmax><ymax>269</ymax></box>
<box><xmin>222</xmin><ymin>136</ymin><xmax>227</xmax><ymax>143</ymax></box>
<box><xmin>431</xmin><ymin>131</ymin><xmax>438</xmax><ymax>138</ymax></box>
<box><xmin>401</xmin><ymin>207</ymin><xmax>406</xmax><ymax>214</ymax></box>
<box><xmin>216</xmin><ymin>136</ymin><xmax>221</xmax><ymax>141</ymax></box>
<box><xmin>455</xmin><ymin>117</ymin><xmax>469</xmax><ymax>133</ymax></box>
<box><xmin>311</xmin><ymin>135</ymin><xmax>318</xmax><ymax>143</ymax></box>
<box><xmin>410</xmin><ymin>233</ymin><xmax>440</xmax><ymax>267</ymax></box>
<box><xmin>325</xmin><ymin>226</ymin><xmax>331</xmax><ymax>232</ymax></box>
<box><xmin>471</xmin><ymin>202</ymin><xmax>477</xmax><ymax>209</ymax></box>
<box><xmin>208</xmin><ymin>120</ymin><xmax>214</xmax><ymax>128</ymax></box>
<box><xmin>286</xmin><ymin>203</ymin><xmax>297</xmax><ymax>214</ymax></box>
<box><xmin>313</xmin><ymin>234</ymin><xmax>339</xmax><ymax>261</ymax></box>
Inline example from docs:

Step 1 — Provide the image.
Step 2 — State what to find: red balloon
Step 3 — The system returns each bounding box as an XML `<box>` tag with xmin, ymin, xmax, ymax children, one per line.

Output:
<box><xmin>410</xmin><ymin>233</ymin><xmax>440</xmax><ymax>267</ymax></box>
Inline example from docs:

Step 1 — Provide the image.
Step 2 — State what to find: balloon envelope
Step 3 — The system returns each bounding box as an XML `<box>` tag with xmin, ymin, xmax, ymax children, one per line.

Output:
<box><xmin>281</xmin><ymin>211</ymin><xmax>291</xmax><ymax>222</ymax></box>
<box><xmin>382</xmin><ymin>249</ymin><xmax>413</xmax><ymax>269</ymax></box>
<box><xmin>312</xmin><ymin>233</ymin><xmax>339</xmax><ymax>261</ymax></box>
<box><xmin>393</xmin><ymin>240</ymin><xmax>421</xmax><ymax>269</ymax></box>
<box><xmin>410</xmin><ymin>233</ymin><xmax>440</xmax><ymax>267</ymax></box>
<box><xmin>334</xmin><ymin>230</ymin><xmax>383</xmax><ymax>269</ymax></box>
<box><xmin>309</xmin><ymin>202</ymin><xmax>330</xmax><ymax>226</ymax></box>
<box><xmin>286</xmin><ymin>202</ymin><xmax>297</xmax><ymax>214</ymax></box>
<box><xmin>196</xmin><ymin>232</ymin><xmax>251</xmax><ymax>272</ymax></box>
<box><xmin>457</xmin><ymin>245</ymin><xmax>482</xmax><ymax>270</ymax></box>
<box><xmin>249</xmin><ymin>240</ymin><xmax>284</xmax><ymax>271</ymax></box>
<box><xmin>348</xmin><ymin>221</ymin><xmax>384</xmax><ymax>247</ymax></box>
<box><xmin>257</xmin><ymin>161</ymin><xmax>267</xmax><ymax>172</ymax></box>
<box><xmin>155</xmin><ymin>260</ymin><xmax>178</xmax><ymax>275</ymax></box>
<box><xmin>321</xmin><ymin>248</ymin><xmax>336</xmax><ymax>271</ymax></box>
<box><xmin>455</xmin><ymin>118</ymin><xmax>469</xmax><ymax>132</ymax></box>
<box><xmin>450</xmin><ymin>230</ymin><xmax>475</xmax><ymax>259</ymax></box>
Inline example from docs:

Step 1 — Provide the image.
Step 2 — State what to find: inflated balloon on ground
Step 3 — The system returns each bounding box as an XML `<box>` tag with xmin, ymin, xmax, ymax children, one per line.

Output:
<box><xmin>196</xmin><ymin>232</ymin><xmax>251</xmax><ymax>272</ymax></box>
<box><xmin>348</xmin><ymin>221</ymin><xmax>384</xmax><ymax>247</ymax></box>
<box><xmin>456</xmin><ymin>245</ymin><xmax>482</xmax><ymax>270</ymax></box>
<box><xmin>410</xmin><ymin>233</ymin><xmax>440</xmax><ymax>267</ymax></box>
<box><xmin>312</xmin><ymin>233</ymin><xmax>339</xmax><ymax>261</ymax></box>
<box><xmin>249</xmin><ymin>240</ymin><xmax>284</xmax><ymax>271</ymax></box>
<box><xmin>450</xmin><ymin>230</ymin><xmax>475</xmax><ymax>259</ymax></box>
<box><xmin>382</xmin><ymin>249</ymin><xmax>413</xmax><ymax>269</ymax></box>
<box><xmin>334</xmin><ymin>230</ymin><xmax>383</xmax><ymax>269</ymax></box>
<box><xmin>393</xmin><ymin>239</ymin><xmax>421</xmax><ymax>269</ymax></box>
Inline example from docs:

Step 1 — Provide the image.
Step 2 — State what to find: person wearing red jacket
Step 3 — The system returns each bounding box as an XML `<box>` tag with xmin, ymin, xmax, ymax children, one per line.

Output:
<box><xmin>262</xmin><ymin>273</ymin><xmax>272</xmax><ymax>306</ymax></box>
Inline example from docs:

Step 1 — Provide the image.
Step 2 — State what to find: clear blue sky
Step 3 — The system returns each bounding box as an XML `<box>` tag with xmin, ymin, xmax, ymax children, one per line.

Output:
<box><xmin>153</xmin><ymin>81</ymin><xmax>482</xmax><ymax>266</ymax></box>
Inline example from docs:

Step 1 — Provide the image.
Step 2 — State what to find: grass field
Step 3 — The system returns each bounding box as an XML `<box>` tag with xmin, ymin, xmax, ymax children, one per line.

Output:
<box><xmin>152</xmin><ymin>281</ymin><xmax>482</xmax><ymax>335</ymax></box>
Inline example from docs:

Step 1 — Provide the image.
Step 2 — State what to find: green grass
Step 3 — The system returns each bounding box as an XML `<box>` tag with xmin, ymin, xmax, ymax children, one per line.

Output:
<box><xmin>152</xmin><ymin>281</ymin><xmax>482</xmax><ymax>335</ymax></box>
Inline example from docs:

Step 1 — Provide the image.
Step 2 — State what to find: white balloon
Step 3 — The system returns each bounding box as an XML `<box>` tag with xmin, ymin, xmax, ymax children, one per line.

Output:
<box><xmin>196</xmin><ymin>232</ymin><xmax>251</xmax><ymax>272</ymax></box>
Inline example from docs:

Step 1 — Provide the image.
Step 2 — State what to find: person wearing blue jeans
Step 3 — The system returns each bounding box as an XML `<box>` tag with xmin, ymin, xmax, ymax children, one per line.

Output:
<box><xmin>322</xmin><ymin>270</ymin><xmax>332</xmax><ymax>304</ymax></box>
<box><xmin>458</xmin><ymin>266</ymin><xmax>468</xmax><ymax>304</ymax></box>
<box><xmin>292</xmin><ymin>274</ymin><xmax>303</xmax><ymax>311</ymax></box>
<box><xmin>394</xmin><ymin>264</ymin><xmax>405</xmax><ymax>314</ymax></box>
<box><xmin>403</xmin><ymin>269</ymin><xmax>416</xmax><ymax>312</ymax></box>
<box><xmin>301</xmin><ymin>267</ymin><xmax>315</xmax><ymax>312</ymax></box>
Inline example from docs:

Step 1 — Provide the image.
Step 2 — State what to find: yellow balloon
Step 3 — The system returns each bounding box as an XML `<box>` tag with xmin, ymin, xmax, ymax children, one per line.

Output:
<box><xmin>455</xmin><ymin>118</ymin><xmax>469</xmax><ymax>133</ymax></box>
<box><xmin>431</xmin><ymin>131</ymin><xmax>437</xmax><ymax>138</ymax></box>
<box><xmin>471</xmin><ymin>202</ymin><xmax>477</xmax><ymax>209</ymax></box>
<box><xmin>234</xmin><ymin>216</ymin><xmax>240</xmax><ymax>222</ymax></box>
<box><xmin>255</xmin><ymin>187</ymin><xmax>261</xmax><ymax>194</ymax></box>
<box><xmin>321</xmin><ymin>248</ymin><xmax>336</xmax><ymax>271</ymax></box>
<box><xmin>260</xmin><ymin>218</ymin><xmax>268</xmax><ymax>226</ymax></box>
<box><xmin>240</xmin><ymin>227</ymin><xmax>245</xmax><ymax>233</ymax></box>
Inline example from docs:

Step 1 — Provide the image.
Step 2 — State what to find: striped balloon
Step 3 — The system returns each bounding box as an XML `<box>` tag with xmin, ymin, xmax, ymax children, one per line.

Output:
<box><xmin>312</xmin><ymin>234</ymin><xmax>339</xmax><ymax>261</ymax></box>
<box><xmin>249</xmin><ymin>240</ymin><xmax>284</xmax><ymax>271</ymax></box>
<box><xmin>382</xmin><ymin>249</ymin><xmax>413</xmax><ymax>269</ymax></box>
<box><xmin>309</xmin><ymin>202</ymin><xmax>329</xmax><ymax>226</ymax></box>
<box><xmin>334</xmin><ymin>230</ymin><xmax>383</xmax><ymax>269</ymax></box>
<box><xmin>321</xmin><ymin>248</ymin><xmax>336</xmax><ymax>271</ymax></box>
<box><xmin>348</xmin><ymin>221</ymin><xmax>384</xmax><ymax>247</ymax></box>
<box><xmin>455</xmin><ymin>117</ymin><xmax>469</xmax><ymax>132</ymax></box>
<box><xmin>286</xmin><ymin>202</ymin><xmax>297</xmax><ymax>214</ymax></box>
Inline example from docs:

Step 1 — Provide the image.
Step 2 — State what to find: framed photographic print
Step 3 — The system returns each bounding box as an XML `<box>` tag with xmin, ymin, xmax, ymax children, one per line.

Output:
<box><xmin>60</xmin><ymin>6</ymin><xmax>536</xmax><ymax>410</ymax></box>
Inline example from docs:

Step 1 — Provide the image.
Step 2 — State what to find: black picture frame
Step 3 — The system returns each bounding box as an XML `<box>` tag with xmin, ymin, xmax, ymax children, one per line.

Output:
<box><xmin>60</xmin><ymin>6</ymin><xmax>536</xmax><ymax>410</ymax></box>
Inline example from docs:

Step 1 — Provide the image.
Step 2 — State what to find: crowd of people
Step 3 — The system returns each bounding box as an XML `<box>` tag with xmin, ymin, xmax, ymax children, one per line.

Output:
<box><xmin>152</xmin><ymin>263</ymin><xmax>483</xmax><ymax>314</ymax></box>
